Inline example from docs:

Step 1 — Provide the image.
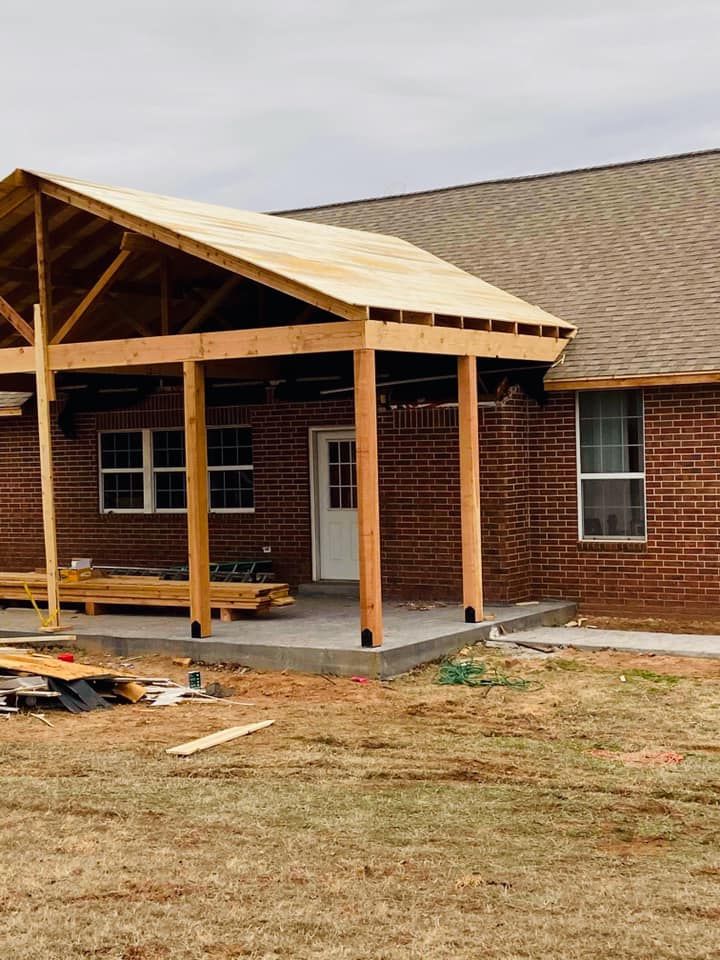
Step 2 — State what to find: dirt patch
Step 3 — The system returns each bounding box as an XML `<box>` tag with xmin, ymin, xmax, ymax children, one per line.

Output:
<box><xmin>581</xmin><ymin>613</ymin><xmax>720</xmax><ymax>637</ymax></box>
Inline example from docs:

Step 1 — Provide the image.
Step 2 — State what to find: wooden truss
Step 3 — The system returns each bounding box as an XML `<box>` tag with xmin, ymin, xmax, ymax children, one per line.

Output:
<box><xmin>0</xmin><ymin>174</ymin><xmax>576</xmax><ymax>643</ymax></box>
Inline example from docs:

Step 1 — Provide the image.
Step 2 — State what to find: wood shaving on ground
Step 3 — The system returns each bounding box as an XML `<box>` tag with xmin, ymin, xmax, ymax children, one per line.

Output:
<box><xmin>590</xmin><ymin>749</ymin><xmax>684</xmax><ymax>766</ymax></box>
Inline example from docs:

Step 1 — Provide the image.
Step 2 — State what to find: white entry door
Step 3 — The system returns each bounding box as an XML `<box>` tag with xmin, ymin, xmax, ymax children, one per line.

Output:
<box><xmin>314</xmin><ymin>430</ymin><xmax>359</xmax><ymax>581</ymax></box>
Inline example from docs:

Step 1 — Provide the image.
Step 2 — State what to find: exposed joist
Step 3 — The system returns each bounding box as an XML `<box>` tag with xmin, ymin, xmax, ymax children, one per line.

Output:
<box><xmin>0</xmin><ymin>293</ymin><xmax>34</xmax><ymax>344</ymax></box>
<box><xmin>0</xmin><ymin>188</ymin><xmax>32</xmax><ymax>222</ymax></box>
<box><xmin>50</xmin><ymin>250</ymin><xmax>134</xmax><ymax>344</ymax></box>
<box><xmin>178</xmin><ymin>275</ymin><xmax>242</xmax><ymax>334</ymax></box>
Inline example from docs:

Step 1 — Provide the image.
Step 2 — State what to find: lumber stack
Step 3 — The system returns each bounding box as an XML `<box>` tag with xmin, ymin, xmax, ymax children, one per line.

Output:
<box><xmin>0</xmin><ymin>570</ymin><xmax>294</xmax><ymax>618</ymax></box>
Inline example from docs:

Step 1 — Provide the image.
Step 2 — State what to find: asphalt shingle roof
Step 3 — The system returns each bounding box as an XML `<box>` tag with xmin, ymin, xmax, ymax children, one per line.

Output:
<box><xmin>284</xmin><ymin>150</ymin><xmax>720</xmax><ymax>383</ymax></box>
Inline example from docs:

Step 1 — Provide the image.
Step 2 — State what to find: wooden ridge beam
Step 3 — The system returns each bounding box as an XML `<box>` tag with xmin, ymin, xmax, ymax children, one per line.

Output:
<box><xmin>50</xmin><ymin>250</ymin><xmax>135</xmax><ymax>344</ymax></box>
<box><xmin>0</xmin><ymin>294</ymin><xmax>34</xmax><ymax>344</ymax></box>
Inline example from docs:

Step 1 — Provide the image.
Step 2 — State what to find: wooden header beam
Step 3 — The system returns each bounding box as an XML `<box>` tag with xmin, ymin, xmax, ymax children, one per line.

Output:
<box><xmin>0</xmin><ymin>317</ymin><xmax>570</xmax><ymax>376</ymax></box>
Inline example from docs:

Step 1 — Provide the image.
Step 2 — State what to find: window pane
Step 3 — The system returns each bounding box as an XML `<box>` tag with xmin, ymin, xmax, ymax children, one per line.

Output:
<box><xmin>207</xmin><ymin>428</ymin><xmax>252</xmax><ymax>467</ymax></box>
<box><xmin>209</xmin><ymin>469</ymin><xmax>254</xmax><ymax>509</ymax></box>
<box><xmin>101</xmin><ymin>432</ymin><xmax>143</xmax><ymax>469</ymax></box>
<box><xmin>153</xmin><ymin>430</ymin><xmax>185</xmax><ymax>469</ymax></box>
<box><xmin>582</xmin><ymin>478</ymin><xmax>645</xmax><ymax>538</ymax></box>
<box><xmin>103</xmin><ymin>472</ymin><xmax>144</xmax><ymax>510</ymax></box>
<box><xmin>579</xmin><ymin>389</ymin><xmax>644</xmax><ymax>476</ymax></box>
<box><xmin>155</xmin><ymin>471</ymin><xmax>187</xmax><ymax>510</ymax></box>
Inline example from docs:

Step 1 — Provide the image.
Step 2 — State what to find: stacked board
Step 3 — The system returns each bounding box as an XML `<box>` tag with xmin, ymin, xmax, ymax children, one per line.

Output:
<box><xmin>0</xmin><ymin>571</ymin><xmax>294</xmax><ymax>618</ymax></box>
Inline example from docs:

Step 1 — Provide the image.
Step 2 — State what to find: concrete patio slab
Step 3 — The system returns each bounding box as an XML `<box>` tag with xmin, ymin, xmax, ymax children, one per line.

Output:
<box><xmin>0</xmin><ymin>597</ymin><xmax>576</xmax><ymax>677</ymax></box>
<box><xmin>504</xmin><ymin>625</ymin><xmax>720</xmax><ymax>659</ymax></box>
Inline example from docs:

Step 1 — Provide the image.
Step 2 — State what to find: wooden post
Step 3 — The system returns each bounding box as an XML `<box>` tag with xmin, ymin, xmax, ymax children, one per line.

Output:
<box><xmin>33</xmin><ymin>304</ymin><xmax>60</xmax><ymax>628</ymax></box>
<box><xmin>183</xmin><ymin>360</ymin><xmax>211</xmax><ymax>637</ymax></box>
<box><xmin>34</xmin><ymin>192</ymin><xmax>55</xmax><ymax>400</ymax></box>
<box><xmin>457</xmin><ymin>355</ymin><xmax>483</xmax><ymax>622</ymax></box>
<box><xmin>353</xmin><ymin>349</ymin><xmax>383</xmax><ymax>647</ymax></box>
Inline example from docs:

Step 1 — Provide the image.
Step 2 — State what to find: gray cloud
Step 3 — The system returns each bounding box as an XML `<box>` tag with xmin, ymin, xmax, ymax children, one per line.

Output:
<box><xmin>2</xmin><ymin>0</ymin><xmax>718</xmax><ymax>209</ymax></box>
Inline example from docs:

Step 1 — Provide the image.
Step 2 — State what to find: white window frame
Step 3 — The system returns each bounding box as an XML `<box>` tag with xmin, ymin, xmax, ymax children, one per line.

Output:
<box><xmin>207</xmin><ymin>426</ymin><xmax>254</xmax><ymax>514</ymax></box>
<box><xmin>98</xmin><ymin>427</ymin><xmax>254</xmax><ymax>515</ymax></box>
<box><xmin>98</xmin><ymin>429</ymin><xmax>152</xmax><ymax>514</ymax></box>
<box><xmin>575</xmin><ymin>389</ymin><xmax>647</xmax><ymax>542</ymax></box>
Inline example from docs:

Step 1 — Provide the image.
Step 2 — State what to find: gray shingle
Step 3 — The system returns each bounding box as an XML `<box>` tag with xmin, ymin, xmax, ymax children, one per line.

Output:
<box><xmin>283</xmin><ymin>151</ymin><xmax>720</xmax><ymax>383</ymax></box>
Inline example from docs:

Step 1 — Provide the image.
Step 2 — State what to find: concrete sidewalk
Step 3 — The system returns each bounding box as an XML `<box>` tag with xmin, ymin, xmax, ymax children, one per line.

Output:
<box><xmin>508</xmin><ymin>625</ymin><xmax>720</xmax><ymax>659</ymax></box>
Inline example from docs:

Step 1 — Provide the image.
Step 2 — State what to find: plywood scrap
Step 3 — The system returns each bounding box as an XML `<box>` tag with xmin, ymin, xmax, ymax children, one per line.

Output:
<box><xmin>112</xmin><ymin>681</ymin><xmax>147</xmax><ymax>703</ymax></box>
<box><xmin>166</xmin><ymin>720</ymin><xmax>275</xmax><ymax>756</ymax></box>
<box><xmin>0</xmin><ymin>652</ymin><xmax>118</xmax><ymax>681</ymax></box>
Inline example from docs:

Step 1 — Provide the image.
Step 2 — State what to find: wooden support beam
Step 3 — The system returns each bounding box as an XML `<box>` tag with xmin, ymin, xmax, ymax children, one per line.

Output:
<box><xmin>34</xmin><ymin>193</ymin><xmax>54</xmax><ymax>383</ymax></box>
<box><xmin>178</xmin><ymin>275</ymin><xmax>242</xmax><ymax>334</ymax></box>
<box><xmin>0</xmin><ymin>293</ymin><xmax>34</xmax><ymax>344</ymax></box>
<box><xmin>354</xmin><ymin>348</ymin><xmax>383</xmax><ymax>647</ymax></box>
<box><xmin>457</xmin><ymin>356</ymin><xmax>483</xmax><ymax>623</ymax></box>
<box><xmin>33</xmin><ymin>304</ymin><xmax>60</xmax><ymax>629</ymax></box>
<box><xmin>50</xmin><ymin>250</ymin><xmax>134</xmax><ymax>344</ymax></box>
<box><xmin>183</xmin><ymin>360</ymin><xmax>211</xmax><ymax>638</ymax></box>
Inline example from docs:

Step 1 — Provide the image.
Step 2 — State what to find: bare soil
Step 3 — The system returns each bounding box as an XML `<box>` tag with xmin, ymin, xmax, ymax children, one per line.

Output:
<box><xmin>2</xmin><ymin>646</ymin><xmax>720</xmax><ymax>959</ymax></box>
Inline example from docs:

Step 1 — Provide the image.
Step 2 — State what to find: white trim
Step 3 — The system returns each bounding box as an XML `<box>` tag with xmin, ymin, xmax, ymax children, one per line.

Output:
<box><xmin>308</xmin><ymin>425</ymin><xmax>355</xmax><ymax>582</ymax></box>
<box><xmin>575</xmin><ymin>389</ymin><xmax>647</xmax><ymax>542</ymax></box>
<box><xmin>98</xmin><ymin>428</ymin><xmax>148</xmax><ymax>514</ymax></box>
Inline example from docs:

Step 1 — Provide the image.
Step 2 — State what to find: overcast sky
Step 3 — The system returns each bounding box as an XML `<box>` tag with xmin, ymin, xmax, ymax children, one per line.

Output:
<box><xmin>2</xmin><ymin>1</ymin><xmax>718</xmax><ymax>210</ymax></box>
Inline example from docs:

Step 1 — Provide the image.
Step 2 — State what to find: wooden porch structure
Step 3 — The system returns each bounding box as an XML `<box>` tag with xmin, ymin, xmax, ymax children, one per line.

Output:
<box><xmin>0</xmin><ymin>169</ymin><xmax>575</xmax><ymax>646</ymax></box>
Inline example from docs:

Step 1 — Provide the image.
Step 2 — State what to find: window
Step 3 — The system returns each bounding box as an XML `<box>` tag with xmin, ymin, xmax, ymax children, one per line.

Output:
<box><xmin>208</xmin><ymin>427</ymin><xmax>254</xmax><ymax>511</ymax></box>
<box><xmin>153</xmin><ymin>430</ymin><xmax>186</xmax><ymax>511</ymax></box>
<box><xmin>100</xmin><ymin>431</ymin><xmax>147</xmax><ymax>511</ymax></box>
<box><xmin>577</xmin><ymin>390</ymin><xmax>645</xmax><ymax>540</ymax></box>
<box><xmin>99</xmin><ymin>427</ymin><xmax>254</xmax><ymax>514</ymax></box>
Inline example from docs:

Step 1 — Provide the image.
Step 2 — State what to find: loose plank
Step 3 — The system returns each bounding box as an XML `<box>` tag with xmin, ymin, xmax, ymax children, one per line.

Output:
<box><xmin>166</xmin><ymin>720</ymin><xmax>275</xmax><ymax>756</ymax></box>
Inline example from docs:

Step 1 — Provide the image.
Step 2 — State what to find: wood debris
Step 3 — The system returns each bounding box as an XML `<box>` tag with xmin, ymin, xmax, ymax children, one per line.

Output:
<box><xmin>0</xmin><ymin>651</ymin><xmax>250</xmax><ymax>715</ymax></box>
<box><xmin>166</xmin><ymin>720</ymin><xmax>274</xmax><ymax>756</ymax></box>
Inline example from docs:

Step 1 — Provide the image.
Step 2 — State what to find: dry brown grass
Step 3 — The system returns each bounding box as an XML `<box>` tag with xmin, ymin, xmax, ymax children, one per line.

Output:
<box><xmin>2</xmin><ymin>646</ymin><xmax>720</xmax><ymax>959</ymax></box>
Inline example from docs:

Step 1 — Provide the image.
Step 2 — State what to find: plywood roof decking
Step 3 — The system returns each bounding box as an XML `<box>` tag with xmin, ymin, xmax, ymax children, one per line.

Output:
<box><xmin>0</xmin><ymin>170</ymin><xmax>575</xmax><ymax>338</ymax></box>
<box><xmin>285</xmin><ymin>150</ymin><xmax>720</xmax><ymax>384</ymax></box>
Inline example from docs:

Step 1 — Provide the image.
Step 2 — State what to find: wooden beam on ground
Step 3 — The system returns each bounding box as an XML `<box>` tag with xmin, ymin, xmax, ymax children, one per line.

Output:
<box><xmin>457</xmin><ymin>355</ymin><xmax>483</xmax><ymax>623</ymax></box>
<box><xmin>50</xmin><ymin>249</ymin><xmax>134</xmax><ymax>344</ymax></box>
<box><xmin>166</xmin><ymin>720</ymin><xmax>275</xmax><ymax>756</ymax></box>
<box><xmin>183</xmin><ymin>360</ymin><xmax>211</xmax><ymax>638</ymax></box>
<box><xmin>33</xmin><ymin>304</ymin><xmax>60</xmax><ymax>629</ymax></box>
<box><xmin>178</xmin><ymin>275</ymin><xmax>243</xmax><ymax>334</ymax></box>
<box><xmin>354</xmin><ymin>348</ymin><xmax>383</xmax><ymax>647</ymax></box>
<box><xmin>0</xmin><ymin>293</ymin><xmax>34</xmax><ymax>344</ymax></box>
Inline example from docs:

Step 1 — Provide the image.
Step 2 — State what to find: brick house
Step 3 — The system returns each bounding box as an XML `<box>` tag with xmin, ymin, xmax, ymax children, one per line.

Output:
<box><xmin>0</xmin><ymin>151</ymin><xmax>717</xmax><ymax>643</ymax></box>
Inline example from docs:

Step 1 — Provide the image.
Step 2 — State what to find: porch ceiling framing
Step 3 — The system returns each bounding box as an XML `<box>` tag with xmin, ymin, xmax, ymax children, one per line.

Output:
<box><xmin>0</xmin><ymin>169</ymin><xmax>578</xmax><ymax>649</ymax></box>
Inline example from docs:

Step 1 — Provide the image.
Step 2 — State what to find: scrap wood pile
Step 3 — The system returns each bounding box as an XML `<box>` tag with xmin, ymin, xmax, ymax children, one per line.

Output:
<box><xmin>0</xmin><ymin>570</ymin><xmax>294</xmax><ymax>617</ymax></box>
<box><xmin>0</xmin><ymin>642</ymin><xmax>242</xmax><ymax>715</ymax></box>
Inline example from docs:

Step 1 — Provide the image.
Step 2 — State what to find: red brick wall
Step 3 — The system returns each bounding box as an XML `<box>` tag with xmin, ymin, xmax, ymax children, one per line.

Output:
<box><xmin>529</xmin><ymin>385</ymin><xmax>720</xmax><ymax>614</ymax></box>
<box><xmin>0</xmin><ymin>388</ymin><xmax>531</xmax><ymax>603</ymax></box>
<box><xmin>4</xmin><ymin>384</ymin><xmax>714</xmax><ymax>612</ymax></box>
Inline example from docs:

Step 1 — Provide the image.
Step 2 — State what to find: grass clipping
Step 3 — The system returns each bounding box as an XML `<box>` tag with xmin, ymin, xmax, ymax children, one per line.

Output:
<box><xmin>436</xmin><ymin>658</ymin><xmax>536</xmax><ymax>691</ymax></box>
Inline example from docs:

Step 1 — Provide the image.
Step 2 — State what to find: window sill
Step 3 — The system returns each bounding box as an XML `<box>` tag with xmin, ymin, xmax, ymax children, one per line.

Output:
<box><xmin>578</xmin><ymin>539</ymin><xmax>647</xmax><ymax>553</ymax></box>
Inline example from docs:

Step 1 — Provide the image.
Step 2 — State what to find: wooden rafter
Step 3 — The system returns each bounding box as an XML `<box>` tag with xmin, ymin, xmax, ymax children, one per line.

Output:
<box><xmin>178</xmin><ymin>275</ymin><xmax>242</xmax><ymax>334</ymax></box>
<box><xmin>50</xmin><ymin>250</ymin><xmax>134</xmax><ymax>344</ymax></box>
<box><xmin>0</xmin><ymin>293</ymin><xmax>34</xmax><ymax>344</ymax></box>
<box><xmin>0</xmin><ymin>188</ymin><xmax>31</xmax><ymax>222</ymax></box>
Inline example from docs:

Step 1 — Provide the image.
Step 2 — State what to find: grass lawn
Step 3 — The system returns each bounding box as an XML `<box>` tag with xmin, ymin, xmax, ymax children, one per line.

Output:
<box><xmin>1</xmin><ymin>646</ymin><xmax>720</xmax><ymax>959</ymax></box>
